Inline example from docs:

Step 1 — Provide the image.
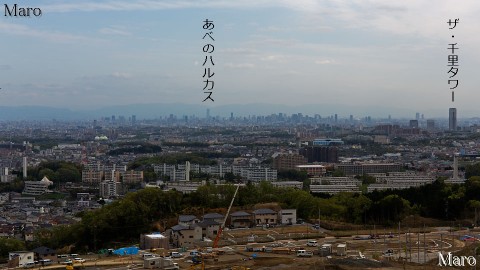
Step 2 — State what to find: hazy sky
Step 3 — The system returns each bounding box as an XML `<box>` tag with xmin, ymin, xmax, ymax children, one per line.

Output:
<box><xmin>0</xmin><ymin>0</ymin><xmax>479</xmax><ymax>117</ymax></box>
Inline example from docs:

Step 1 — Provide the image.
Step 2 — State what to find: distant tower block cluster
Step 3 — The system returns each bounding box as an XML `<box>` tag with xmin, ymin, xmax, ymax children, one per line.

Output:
<box><xmin>449</xmin><ymin>108</ymin><xmax>457</xmax><ymax>131</ymax></box>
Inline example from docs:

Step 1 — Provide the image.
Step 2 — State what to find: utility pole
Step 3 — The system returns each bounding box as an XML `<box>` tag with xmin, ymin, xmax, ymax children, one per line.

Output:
<box><xmin>453</xmin><ymin>229</ymin><xmax>455</xmax><ymax>250</ymax></box>
<box><xmin>474</xmin><ymin>246</ymin><xmax>478</xmax><ymax>270</ymax></box>
<box><xmin>408</xmin><ymin>228</ymin><xmax>411</xmax><ymax>262</ymax></box>
<box><xmin>440</xmin><ymin>233</ymin><xmax>443</xmax><ymax>255</ymax></box>
<box><xmin>423</xmin><ymin>224</ymin><xmax>426</xmax><ymax>266</ymax></box>
<box><xmin>398</xmin><ymin>222</ymin><xmax>401</xmax><ymax>259</ymax></box>
<box><xmin>93</xmin><ymin>224</ymin><xmax>97</xmax><ymax>252</ymax></box>
<box><xmin>405</xmin><ymin>229</ymin><xmax>408</xmax><ymax>262</ymax></box>
<box><xmin>374</xmin><ymin>223</ymin><xmax>377</xmax><ymax>257</ymax></box>
<box><xmin>417</xmin><ymin>230</ymin><xmax>420</xmax><ymax>263</ymax></box>
<box><xmin>318</xmin><ymin>206</ymin><xmax>321</xmax><ymax>231</ymax></box>
<box><xmin>384</xmin><ymin>227</ymin><xmax>386</xmax><ymax>246</ymax></box>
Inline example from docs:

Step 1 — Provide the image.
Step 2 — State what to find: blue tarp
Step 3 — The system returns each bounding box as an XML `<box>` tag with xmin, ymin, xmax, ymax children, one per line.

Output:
<box><xmin>113</xmin><ymin>246</ymin><xmax>139</xmax><ymax>256</ymax></box>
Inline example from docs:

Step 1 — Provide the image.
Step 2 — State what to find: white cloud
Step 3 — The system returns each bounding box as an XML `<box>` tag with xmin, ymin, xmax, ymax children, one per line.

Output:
<box><xmin>43</xmin><ymin>0</ymin><xmax>235</xmax><ymax>12</ymax></box>
<box><xmin>221</xmin><ymin>48</ymin><xmax>258</xmax><ymax>55</ymax></box>
<box><xmin>288</xmin><ymin>0</ymin><xmax>480</xmax><ymax>42</ymax></box>
<box><xmin>314</xmin><ymin>59</ymin><xmax>335</xmax><ymax>65</ymax></box>
<box><xmin>260</xmin><ymin>55</ymin><xmax>287</xmax><ymax>62</ymax></box>
<box><xmin>0</xmin><ymin>22</ymin><xmax>99</xmax><ymax>43</ymax></box>
<box><xmin>224</xmin><ymin>63</ymin><xmax>255</xmax><ymax>69</ymax></box>
<box><xmin>110</xmin><ymin>72</ymin><xmax>132</xmax><ymax>79</ymax></box>
<box><xmin>41</xmin><ymin>1</ymin><xmax>480</xmax><ymax>42</ymax></box>
<box><xmin>99</xmin><ymin>27</ymin><xmax>132</xmax><ymax>36</ymax></box>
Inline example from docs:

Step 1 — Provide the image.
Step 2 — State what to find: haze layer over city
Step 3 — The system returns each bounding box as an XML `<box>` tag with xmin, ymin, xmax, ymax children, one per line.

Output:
<box><xmin>1</xmin><ymin>0</ymin><xmax>480</xmax><ymax>117</ymax></box>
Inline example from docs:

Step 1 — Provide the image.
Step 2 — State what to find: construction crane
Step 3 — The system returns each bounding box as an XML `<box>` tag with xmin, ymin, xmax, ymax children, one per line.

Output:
<box><xmin>213</xmin><ymin>184</ymin><xmax>240</xmax><ymax>248</ymax></box>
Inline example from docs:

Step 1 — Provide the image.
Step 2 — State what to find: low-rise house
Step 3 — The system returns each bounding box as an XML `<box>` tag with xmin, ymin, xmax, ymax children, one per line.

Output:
<box><xmin>77</xmin><ymin>198</ymin><xmax>90</xmax><ymax>208</ymax></box>
<box><xmin>202</xmin><ymin>213</ymin><xmax>224</xmax><ymax>224</ymax></box>
<box><xmin>8</xmin><ymin>251</ymin><xmax>34</xmax><ymax>268</ymax></box>
<box><xmin>0</xmin><ymin>193</ymin><xmax>9</xmax><ymax>204</ymax></box>
<box><xmin>230</xmin><ymin>211</ymin><xmax>252</xmax><ymax>228</ymax></box>
<box><xmin>178</xmin><ymin>215</ymin><xmax>199</xmax><ymax>227</ymax></box>
<box><xmin>0</xmin><ymin>224</ymin><xmax>14</xmax><ymax>237</ymax></box>
<box><xmin>253</xmin><ymin>208</ymin><xmax>277</xmax><ymax>225</ymax></box>
<box><xmin>278</xmin><ymin>209</ymin><xmax>297</xmax><ymax>225</ymax></box>
<box><xmin>170</xmin><ymin>224</ymin><xmax>202</xmax><ymax>248</ymax></box>
<box><xmin>32</xmin><ymin>246</ymin><xmax>57</xmax><ymax>261</ymax></box>
<box><xmin>24</xmin><ymin>227</ymin><xmax>35</xmax><ymax>241</ymax></box>
<box><xmin>195</xmin><ymin>220</ymin><xmax>220</xmax><ymax>239</ymax></box>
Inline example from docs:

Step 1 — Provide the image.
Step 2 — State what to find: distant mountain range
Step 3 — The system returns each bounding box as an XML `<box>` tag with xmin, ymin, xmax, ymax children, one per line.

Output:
<box><xmin>0</xmin><ymin>103</ymin><xmax>475</xmax><ymax>121</ymax></box>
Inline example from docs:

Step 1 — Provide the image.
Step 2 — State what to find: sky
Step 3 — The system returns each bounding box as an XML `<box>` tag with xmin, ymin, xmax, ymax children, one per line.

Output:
<box><xmin>0</xmin><ymin>0</ymin><xmax>479</xmax><ymax>117</ymax></box>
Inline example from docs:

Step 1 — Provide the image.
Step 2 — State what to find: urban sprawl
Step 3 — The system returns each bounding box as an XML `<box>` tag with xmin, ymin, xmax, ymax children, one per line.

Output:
<box><xmin>1</xmin><ymin>111</ymin><xmax>480</xmax><ymax>269</ymax></box>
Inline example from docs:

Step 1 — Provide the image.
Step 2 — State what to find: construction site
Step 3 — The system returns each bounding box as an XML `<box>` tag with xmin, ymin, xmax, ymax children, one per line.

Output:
<box><xmin>36</xmin><ymin>184</ymin><xmax>480</xmax><ymax>269</ymax></box>
<box><xmin>26</xmin><ymin>228</ymin><xmax>480</xmax><ymax>270</ymax></box>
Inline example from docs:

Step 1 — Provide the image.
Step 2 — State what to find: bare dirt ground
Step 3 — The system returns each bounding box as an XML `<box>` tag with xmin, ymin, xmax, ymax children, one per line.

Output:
<box><xmin>30</xmin><ymin>222</ymin><xmax>479</xmax><ymax>270</ymax></box>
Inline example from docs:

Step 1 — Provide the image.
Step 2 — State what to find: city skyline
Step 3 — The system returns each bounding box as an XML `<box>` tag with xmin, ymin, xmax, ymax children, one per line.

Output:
<box><xmin>2</xmin><ymin>103</ymin><xmax>480</xmax><ymax>121</ymax></box>
<box><xmin>1</xmin><ymin>1</ymin><xmax>479</xmax><ymax>116</ymax></box>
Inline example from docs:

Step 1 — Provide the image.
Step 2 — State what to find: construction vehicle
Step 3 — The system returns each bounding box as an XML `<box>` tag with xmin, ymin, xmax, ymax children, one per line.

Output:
<box><xmin>65</xmin><ymin>263</ymin><xmax>74</xmax><ymax>270</ymax></box>
<box><xmin>213</xmin><ymin>185</ymin><xmax>240</xmax><ymax>248</ymax></box>
<box><xmin>190</xmin><ymin>255</ymin><xmax>205</xmax><ymax>270</ymax></box>
<box><xmin>296</xmin><ymin>249</ymin><xmax>313</xmax><ymax>257</ymax></box>
<box><xmin>190</xmin><ymin>261</ymin><xmax>205</xmax><ymax>270</ymax></box>
<box><xmin>200</xmin><ymin>251</ymin><xmax>218</xmax><ymax>261</ymax></box>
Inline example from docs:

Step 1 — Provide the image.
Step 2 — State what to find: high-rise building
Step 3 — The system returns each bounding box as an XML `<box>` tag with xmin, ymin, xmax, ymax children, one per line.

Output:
<box><xmin>206</xmin><ymin>108</ymin><xmax>210</xmax><ymax>119</ymax></box>
<box><xmin>121</xmin><ymin>171</ymin><xmax>144</xmax><ymax>184</ymax></box>
<box><xmin>449</xmin><ymin>108</ymin><xmax>457</xmax><ymax>131</ymax></box>
<box><xmin>99</xmin><ymin>180</ymin><xmax>122</xmax><ymax>198</ymax></box>
<box><xmin>300</xmin><ymin>146</ymin><xmax>338</xmax><ymax>163</ymax></box>
<box><xmin>409</xmin><ymin>120</ymin><xmax>419</xmax><ymax>129</ymax></box>
<box><xmin>415</xmin><ymin>112</ymin><xmax>420</xmax><ymax>120</ymax></box>
<box><xmin>272</xmin><ymin>153</ymin><xmax>307</xmax><ymax>170</ymax></box>
<box><xmin>426</xmin><ymin>119</ymin><xmax>435</xmax><ymax>130</ymax></box>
